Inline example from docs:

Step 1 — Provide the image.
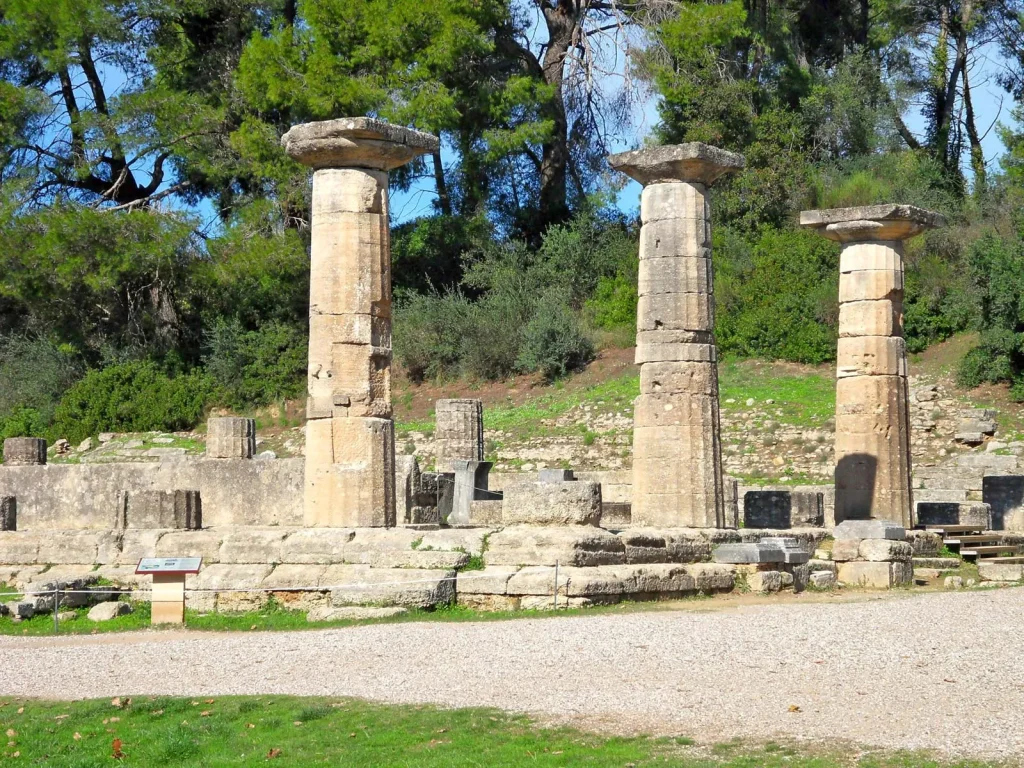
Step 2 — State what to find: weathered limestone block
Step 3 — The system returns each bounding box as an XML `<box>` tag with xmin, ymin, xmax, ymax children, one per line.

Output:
<box><xmin>0</xmin><ymin>497</ymin><xmax>14</xmax><ymax>531</ymax></box>
<box><xmin>218</xmin><ymin>529</ymin><xmax>289</xmax><ymax>564</ymax></box>
<box><xmin>501</xmin><ymin>480</ymin><xmax>601</xmax><ymax>526</ymax></box>
<box><xmin>747</xmin><ymin>570</ymin><xmax>784</xmax><ymax>593</ymax></box>
<box><xmin>639</xmin><ymin>218</ymin><xmax>710</xmax><ymax>258</ymax></box>
<box><xmin>281</xmin><ymin>117</ymin><xmax>439</xmax><ymax>171</ymax></box>
<box><xmin>486</xmin><ymin>525</ymin><xmax>626</xmax><ymax>567</ymax></box>
<box><xmin>88</xmin><ymin>602</ymin><xmax>132</xmax><ymax>621</ymax></box>
<box><xmin>120</xmin><ymin>490</ymin><xmax>202</xmax><ymax>530</ymax></box>
<box><xmin>304</xmin><ymin>416</ymin><xmax>395</xmax><ymax>528</ymax></box>
<box><xmin>206</xmin><ymin>417</ymin><xmax>256</xmax><ymax>459</ymax></box>
<box><xmin>639</xmin><ymin>180</ymin><xmax>708</xmax><ymax>222</ymax></box>
<box><xmin>916</xmin><ymin>501</ymin><xmax>992</xmax><ymax>528</ymax></box>
<box><xmin>456</xmin><ymin>566</ymin><xmax>519</xmax><ymax>595</ymax></box>
<box><xmin>308</xmin><ymin>211</ymin><xmax>390</xmax><ymax>318</ymax></box>
<box><xmin>837</xmin><ymin>299</ymin><xmax>902</xmax><ymax>338</ymax></box>
<box><xmin>837</xmin><ymin>560</ymin><xmax>912</xmax><ymax>588</ymax></box>
<box><xmin>836</xmin><ymin>376</ymin><xmax>910</xmax><ymax>433</ymax></box>
<box><xmin>979</xmin><ymin>560</ymin><xmax>1024</xmax><ymax>582</ymax></box>
<box><xmin>341</xmin><ymin>527</ymin><xmax>422</xmax><ymax>564</ymax></box>
<box><xmin>307</xmin><ymin>605</ymin><xmax>407</xmax><ymax>621</ymax></box>
<box><xmin>634</xmin><ymin>338</ymin><xmax>716</xmax><ymax>365</ymax></box>
<box><xmin>434</xmin><ymin>399</ymin><xmax>484</xmax><ymax>473</ymax></box>
<box><xmin>368</xmin><ymin>549</ymin><xmax>469</xmax><ymax>570</ymax></box>
<box><xmin>838</xmin><ymin>269</ymin><xmax>903</xmax><ymax>302</ymax></box>
<box><xmin>639</xmin><ymin>361</ymin><xmax>717</xmax><ymax>397</ymax></box>
<box><xmin>810</xmin><ymin>570</ymin><xmax>837</xmax><ymax>589</ymax></box>
<box><xmin>836</xmin><ymin>337</ymin><xmax>907</xmax><ymax>378</ymax></box>
<box><xmin>858</xmin><ymin>539</ymin><xmax>913</xmax><ymax>562</ymax></box>
<box><xmin>416</xmin><ymin>528</ymin><xmax>492</xmax><ymax>556</ymax></box>
<box><xmin>637</xmin><ymin>292</ymin><xmax>713</xmax><ymax>332</ymax></box>
<box><xmin>306</xmin><ymin>324</ymin><xmax>391</xmax><ymax>418</ymax></box>
<box><xmin>834</xmin><ymin>519</ymin><xmax>906</xmax><ymax>540</ymax></box>
<box><xmin>155</xmin><ymin>529</ymin><xmax>223</xmax><ymax>563</ymax></box>
<box><xmin>3</xmin><ymin>438</ymin><xmax>46</xmax><ymax>466</ymax></box>
<box><xmin>638</xmin><ymin>256</ymin><xmax>712</xmax><ymax>297</ymax></box>
<box><xmin>189</xmin><ymin>563</ymin><xmax>273</xmax><ymax>613</ymax></box>
<box><xmin>329</xmin><ymin>566</ymin><xmax>456</xmax><ymax>608</ymax></box>
<box><xmin>116</xmin><ymin>529</ymin><xmax>168</xmax><ymax>565</ymax></box>
<box><xmin>634</xmin><ymin>392</ymin><xmax>719</xmax><ymax>428</ymax></box>
<box><xmin>259</xmin><ymin>564</ymin><xmax>330</xmax><ymax>610</ymax></box>
<box><xmin>830</xmin><ymin>539</ymin><xmax>860</xmax><ymax>562</ymax></box>
<box><xmin>505</xmin><ymin>566</ymin><xmax>562</xmax><ymax>596</ymax></box>
<box><xmin>279</xmin><ymin>528</ymin><xmax>355</xmax><ymax>564</ymax></box>
<box><xmin>36</xmin><ymin>531</ymin><xmax>119</xmax><ymax>565</ymax></box>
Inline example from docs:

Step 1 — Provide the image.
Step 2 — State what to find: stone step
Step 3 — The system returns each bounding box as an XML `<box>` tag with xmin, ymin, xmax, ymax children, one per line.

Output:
<box><xmin>912</xmin><ymin>557</ymin><xmax>961</xmax><ymax>569</ymax></box>
<box><xmin>961</xmin><ymin>545</ymin><xmax>1024</xmax><ymax>557</ymax></box>
<box><xmin>921</xmin><ymin>525</ymin><xmax>983</xmax><ymax>534</ymax></box>
<box><xmin>980</xmin><ymin>556</ymin><xmax>1024</xmax><ymax>564</ymax></box>
<box><xmin>947</xmin><ymin>534</ymin><xmax>1001</xmax><ymax>545</ymax></box>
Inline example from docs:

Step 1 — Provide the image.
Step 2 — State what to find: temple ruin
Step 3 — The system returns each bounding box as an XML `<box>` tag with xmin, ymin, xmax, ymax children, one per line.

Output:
<box><xmin>0</xmin><ymin>123</ymin><xmax>1023</xmax><ymax>620</ymax></box>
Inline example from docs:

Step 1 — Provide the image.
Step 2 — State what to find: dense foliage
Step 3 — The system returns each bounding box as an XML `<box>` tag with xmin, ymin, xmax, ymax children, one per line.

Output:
<box><xmin>3</xmin><ymin>0</ymin><xmax>1024</xmax><ymax>442</ymax></box>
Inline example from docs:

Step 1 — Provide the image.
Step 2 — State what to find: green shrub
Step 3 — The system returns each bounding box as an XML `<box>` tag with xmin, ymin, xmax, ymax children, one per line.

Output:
<box><xmin>955</xmin><ymin>233</ymin><xmax>1024</xmax><ymax>391</ymax></box>
<box><xmin>0</xmin><ymin>335</ymin><xmax>83</xmax><ymax>427</ymax></box>
<box><xmin>0</xmin><ymin>407</ymin><xmax>47</xmax><ymax>441</ymax></box>
<box><xmin>586</xmin><ymin>271</ymin><xmax>638</xmax><ymax>329</ymax></box>
<box><xmin>516</xmin><ymin>293</ymin><xmax>595</xmax><ymax>380</ymax></box>
<box><xmin>393</xmin><ymin>290</ymin><xmax>473</xmax><ymax>382</ymax></box>
<box><xmin>715</xmin><ymin>226</ymin><xmax>839</xmax><ymax>363</ymax></box>
<box><xmin>204</xmin><ymin>320</ymin><xmax>306</xmax><ymax>408</ymax></box>
<box><xmin>50</xmin><ymin>361</ymin><xmax>213</xmax><ymax>444</ymax></box>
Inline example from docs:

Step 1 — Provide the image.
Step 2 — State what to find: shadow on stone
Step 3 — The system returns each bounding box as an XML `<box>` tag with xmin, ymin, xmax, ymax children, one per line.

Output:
<box><xmin>983</xmin><ymin>475</ymin><xmax>1024</xmax><ymax>530</ymax></box>
<box><xmin>835</xmin><ymin>452</ymin><xmax>876</xmax><ymax>522</ymax></box>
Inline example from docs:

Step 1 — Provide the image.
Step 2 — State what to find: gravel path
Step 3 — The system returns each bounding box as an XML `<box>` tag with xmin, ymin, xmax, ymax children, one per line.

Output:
<box><xmin>1</xmin><ymin>588</ymin><xmax>1023</xmax><ymax>757</ymax></box>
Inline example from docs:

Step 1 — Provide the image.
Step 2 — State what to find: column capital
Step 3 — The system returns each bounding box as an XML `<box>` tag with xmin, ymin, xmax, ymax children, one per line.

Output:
<box><xmin>800</xmin><ymin>204</ymin><xmax>945</xmax><ymax>243</ymax></box>
<box><xmin>607</xmin><ymin>143</ymin><xmax>745</xmax><ymax>186</ymax></box>
<box><xmin>282</xmin><ymin>117</ymin><xmax>439</xmax><ymax>170</ymax></box>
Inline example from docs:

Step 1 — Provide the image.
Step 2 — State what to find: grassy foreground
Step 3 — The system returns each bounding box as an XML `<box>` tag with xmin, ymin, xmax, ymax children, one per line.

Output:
<box><xmin>0</xmin><ymin>695</ymin><xmax>1004</xmax><ymax>767</ymax></box>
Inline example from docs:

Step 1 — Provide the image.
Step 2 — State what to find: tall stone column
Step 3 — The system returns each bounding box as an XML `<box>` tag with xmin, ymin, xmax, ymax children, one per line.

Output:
<box><xmin>608</xmin><ymin>144</ymin><xmax>744</xmax><ymax>528</ymax></box>
<box><xmin>283</xmin><ymin>118</ymin><xmax>439</xmax><ymax>527</ymax></box>
<box><xmin>801</xmin><ymin>205</ymin><xmax>944</xmax><ymax>527</ymax></box>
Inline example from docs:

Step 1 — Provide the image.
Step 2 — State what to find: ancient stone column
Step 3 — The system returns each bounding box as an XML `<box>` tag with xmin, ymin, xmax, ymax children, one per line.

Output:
<box><xmin>608</xmin><ymin>144</ymin><xmax>744</xmax><ymax>528</ymax></box>
<box><xmin>800</xmin><ymin>205</ymin><xmax>944</xmax><ymax>526</ymax></box>
<box><xmin>3</xmin><ymin>438</ymin><xmax>47</xmax><ymax>466</ymax></box>
<box><xmin>206</xmin><ymin>417</ymin><xmax>256</xmax><ymax>459</ymax></box>
<box><xmin>282</xmin><ymin>118</ymin><xmax>439</xmax><ymax>527</ymax></box>
<box><xmin>435</xmin><ymin>399</ymin><xmax>484</xmax><ymax>473</ymax></box>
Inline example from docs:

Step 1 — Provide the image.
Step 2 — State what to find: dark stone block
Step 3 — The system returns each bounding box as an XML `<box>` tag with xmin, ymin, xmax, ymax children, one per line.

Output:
<box><xmin>983</xmin><ymin>475</ymin><xmax>1024</xmax><ymax>530</ymax></box>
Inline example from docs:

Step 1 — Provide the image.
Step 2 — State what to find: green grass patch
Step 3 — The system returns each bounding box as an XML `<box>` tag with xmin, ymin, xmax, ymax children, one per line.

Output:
<box><xmin>0</xmin><ymin>695</ymin><xmax>1006</xmax><ymax>767</ymax></box>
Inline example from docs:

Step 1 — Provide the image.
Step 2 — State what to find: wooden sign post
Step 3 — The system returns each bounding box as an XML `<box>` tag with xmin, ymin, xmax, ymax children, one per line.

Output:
<box><xmin>136</xmin><ymin>557</ymin><xmax>202</xmax><ymax>625</ymax></box>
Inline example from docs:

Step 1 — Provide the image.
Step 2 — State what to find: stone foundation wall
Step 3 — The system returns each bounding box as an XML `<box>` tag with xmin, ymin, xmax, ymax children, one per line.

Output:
<box><xmin>0</xmin><ymin>459</ymin><xmax>303</xmax><ymax>530</ymax></box>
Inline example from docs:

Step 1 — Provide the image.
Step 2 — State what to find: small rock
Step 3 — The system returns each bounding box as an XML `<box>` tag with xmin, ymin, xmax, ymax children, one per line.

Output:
<box><xmin>78</xmin><ymin>437</ymin><xmax>92</xmax><ymax>452</ymax></box>
<box><xmin>966</xmin><ymin>578</ymin><xmax>977</xmax><ymax>587</ymax></box>
<box><xmin>98</xmin><ymin>433</ymin><xmax>115</xmax><ymax>443</ymax></box>
<box><xmin>87</xmin><ymin>602</ymin><xmax>132</xmax><ymax>622</ymax></box>
<box><xmin>57</xmin><ymin>611</ymin><xmax>77</xmax><ymax>622</ymax></box>
<box><xmin>944</xmin><ymin>576</ymin><xmax>964</xmax><ymax>590</ymax></box>
<box><xmin>725</xmin><ymin>398</ymin><xmax>736</xmax><ymax>404</ymax></box>
<box><xmin>809</xmin><ymin>571</ymin><xmax>836</xmax><ymax>589</ymax></box>
<box><xmin>765</xmin><ymin>399</ymin><xmax>775</xmax><ymax>404</ymax></box>
<box><xmin>53</xmin><ymin>438</ymin><xmax>71</xmax><ymax>455</ymax></box>
<box><xmin>307</xmin><ymin>606</ymin><xmax>408</xmax><ymax>622</ymax></box>
<box><xmin>151</xmin><ymin>436</ymin><xmax>175</xmax><ymax>444</ymax></box>
<box><xmin>6</xmin><ymin>601</ymin><xmax>34</xmax><ymax>619</ymax></box>
<box><xmin>745</xmin><ymin>398</ymin><xmax>755</xmax><ymax>407</ymax></box>
<box><xmin>256</xmin><ymin>450</ymin><xmax>277</xmax><ymax>460</ymax></box>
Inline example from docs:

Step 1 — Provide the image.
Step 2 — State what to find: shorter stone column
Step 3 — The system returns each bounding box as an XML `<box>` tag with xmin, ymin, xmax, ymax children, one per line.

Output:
<box><xmin>435</xmin><ymin>399</ymin><xmax>484</xmax><ymax>473</ymax></box>
<box><xmin>801</xmin><ymin>204</ymin><xmax>944</xmax><ymax>526</ymax></box>
<box><xmin>207</xmin><ymin>417</ymin><xmax>256</xmax><ymax>459</ymax></box>
<box><xmin>3</xmin><ymin>437</ymin><xmax>46</xmax><ymax>466</ymax></box>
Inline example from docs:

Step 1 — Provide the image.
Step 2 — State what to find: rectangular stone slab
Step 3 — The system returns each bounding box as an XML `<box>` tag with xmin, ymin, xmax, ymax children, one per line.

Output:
<box><xmin>637</xmin><ymin>292</ymin><xmax>714</xmax><ymax>332</ymax></box>
<box><xmin>839</xmin><ymin>269</ymin><xmax>903</xmax><ymax>302</ymax></box>
<box><xmin>833</xmin><ymin>519</ymin><xmax>906</xmax><ymax>540</ymax></box>
<box><xmin>638</xmin><ymin>255</ymin><xmax>712</xmax><ymax>296</ymax></box>
<box><xmin>640</xmin><ymin>182</ymin><xmax>708</xmax><ymax>222</ymax></box>
<box><xmin>838</xmin><ymin>299</ymin><xmax>903</xmax><ymax>338</ymax></box>
<box><xmin>837</xmin><ymin>337</ymin><xmax>907</xmax><ymax>377</ymax></box>
<box><xmin>639</xmin><ymin>361</ymin><xmax>718</xmax><ymax>396</ymax></box>
<box><xmin>639</xmin><ymin>219</ymin><xmax>710</xmax><ymax>258</ymax></box>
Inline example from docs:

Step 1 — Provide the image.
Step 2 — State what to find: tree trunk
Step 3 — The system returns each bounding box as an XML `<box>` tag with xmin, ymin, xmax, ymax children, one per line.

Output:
<box><xmin>432</xmin><ymin>151</ymin><xmax>452</xmax><ymax>217</ymax></box>
<box><xmin>962</xmin><ymin>64</ymin><xmax>986</xmax><ymax>195</ymax></box>
<box><xmin>536</xmin><ymin>0</ymin><xmax>574</xmax><ymax>233</ymax></box>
